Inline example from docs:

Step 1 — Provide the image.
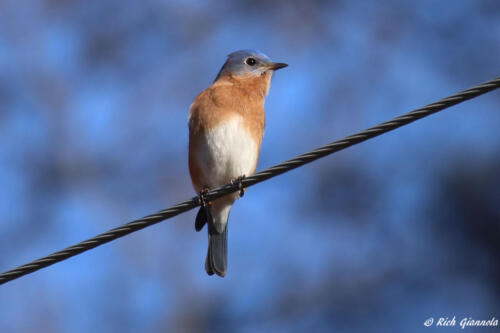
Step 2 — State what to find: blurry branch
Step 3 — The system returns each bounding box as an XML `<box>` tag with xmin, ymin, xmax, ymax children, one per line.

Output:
<box><xmin>1</xmin><ymin>76</ymin><xmax>499</xmax><ymax>285</ymax></box>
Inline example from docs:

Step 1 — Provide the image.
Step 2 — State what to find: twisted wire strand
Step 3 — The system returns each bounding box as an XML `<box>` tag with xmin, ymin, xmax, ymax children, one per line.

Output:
<box><xmin>1</xmin><ymin>76</ymin><xmax>499</xmax><ymax>285</ymax></box>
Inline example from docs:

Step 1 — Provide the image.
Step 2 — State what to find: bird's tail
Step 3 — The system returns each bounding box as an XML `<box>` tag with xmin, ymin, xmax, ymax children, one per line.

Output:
<box><xmin>195</xmin><ymin>202</ymin><xmax>231</xmax><ymax>277</ymax></box>
<box><xmin>205</xmin><ymin>223</ymin><xmax>228</xmax><ymax>277</ymax></box>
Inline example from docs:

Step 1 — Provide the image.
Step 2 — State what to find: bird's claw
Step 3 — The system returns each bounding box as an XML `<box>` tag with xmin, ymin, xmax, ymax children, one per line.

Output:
<box><xmin>231</xmin><ymin>175</ymin><xmax>246</xmax><ymax>198</ymax></box>
<box><xmin>198</xmin><ymin>188</ymin><xmax>211</xmax><ymax>207</ymax></box>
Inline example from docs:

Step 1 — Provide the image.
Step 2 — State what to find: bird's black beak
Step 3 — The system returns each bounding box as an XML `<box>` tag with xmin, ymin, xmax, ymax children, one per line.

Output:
<box><xmin>268</xmin><ymin>62</ymin><xmax>288</xmax><ymax>71</ymax></box>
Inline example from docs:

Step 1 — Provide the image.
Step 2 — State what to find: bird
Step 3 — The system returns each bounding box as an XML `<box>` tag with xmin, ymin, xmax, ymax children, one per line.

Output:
<box><xmin>188</xmin><ymin>49</ymin><xmax>287</xmax><ymax>277</ymax></box>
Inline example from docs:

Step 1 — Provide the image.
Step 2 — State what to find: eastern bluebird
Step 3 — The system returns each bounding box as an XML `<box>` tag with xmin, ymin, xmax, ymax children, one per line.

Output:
<box><xmin>188</xmin><ymin>50</ymin><xmax>287</xmax><ymax>277</ymax></box>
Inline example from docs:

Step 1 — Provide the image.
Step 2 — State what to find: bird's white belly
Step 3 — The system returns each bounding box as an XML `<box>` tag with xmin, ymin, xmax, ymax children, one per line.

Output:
<box><xmin>198</xmin><ymin>115</ymin><xmax>258</xmax><ymax>187</ymax></box>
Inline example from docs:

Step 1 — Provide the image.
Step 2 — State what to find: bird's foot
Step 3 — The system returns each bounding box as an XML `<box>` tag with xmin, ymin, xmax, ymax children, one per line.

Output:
<box><xmin>198</xmin><ymin>187</ymin><xmax>211</xmax><ymax>207</ymax></box>
<box><xmin>231</xmin><ymin>175</ymin><xmax>246</xmax><ymax>198</ymax></box>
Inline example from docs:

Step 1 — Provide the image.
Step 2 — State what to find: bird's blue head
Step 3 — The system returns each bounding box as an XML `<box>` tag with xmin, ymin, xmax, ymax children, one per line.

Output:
<box><xmin>215</xmin><ymin>49</ymin><xmax>287</xmax><ymax>81</ymax></box>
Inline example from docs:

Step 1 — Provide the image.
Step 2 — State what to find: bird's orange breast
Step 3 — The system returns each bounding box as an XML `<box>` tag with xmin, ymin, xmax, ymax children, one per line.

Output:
<box><xmin>188</xmin><ymin>74</ymin><xmax>270</xmax><ymax>190</ymax></box>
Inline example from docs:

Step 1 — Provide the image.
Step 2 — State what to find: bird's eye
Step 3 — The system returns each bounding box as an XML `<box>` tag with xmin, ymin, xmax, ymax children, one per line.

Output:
<box><xmin>245</xmin><ymin>58</ymin><xmax>257</xmax><ymax>66</ymax></box>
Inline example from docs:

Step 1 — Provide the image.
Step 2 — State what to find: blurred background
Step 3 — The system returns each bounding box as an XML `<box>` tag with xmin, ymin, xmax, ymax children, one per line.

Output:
<box><xmin>0</xmin><ymin>0</ymin><xmax>499</xmax><ymax>332</ymax></box>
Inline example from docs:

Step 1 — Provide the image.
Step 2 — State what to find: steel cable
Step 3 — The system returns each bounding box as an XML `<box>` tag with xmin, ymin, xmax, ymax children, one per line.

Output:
<box><xmin>1</xmin><ymin>76</ymin><xmax>499</xmax><ymax>285</ymax></box>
